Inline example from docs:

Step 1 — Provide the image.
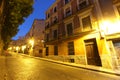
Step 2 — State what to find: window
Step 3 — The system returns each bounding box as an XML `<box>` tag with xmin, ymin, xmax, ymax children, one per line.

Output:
<box><xmin>65</xmin><ymin>0</ymin><xmax>70</xmax><ymax>4</ymax></box>
<box><xmin>53</xmin><ymin>16</ymin><xmax>57</xmax><ymax>23</ymax></box>
<box><xmin>113</xmin><ymin>40</ymin><xmax>120</xmax><ymax>57</ymax></box>
<box><xmin>46</xmin><ymin>33</ymin><xmax>49</xmax><ymax>42</ymax></box>
<box><xmin>117</xmin><ymin>6</ymin><xmax>120</xmax><ymax>15</ymax></box>
<box><xmin>0</xmin><ymin>0</ymin><xmax>2</xmax><ymax>6</ymax></box>
<box><xmin>68</xmin><ymin>42</ymin><xmax>74</xmax><ymax>55</ymax></box>
<box><xmin>54</xmin><ymin>45</ymin><xmax>58</xmax><ymax>55</ymax></box>
<box><xmin>45</xmin><ymin>22</ymin><xmax>49</xmax><ymax>29</ymax></box>
<box><xmin>82</xmin><ymin>16</ymin><xmax>92</xmax><ymax>31</ymax></box>
<box><xmin>112</xmin><ymin>40</ymin><xmax>120</xmax><ymax>66</ymax></box>
<box><xmin>65</xmin><ymin>7</ymin><xmax>71</xmax><ymax>17</ymax></box>
<box><xmin>53</xmin><ymin>7</ymin><xmax>57</xmax><ymax>13</ymax></box>
<box><xmin>46</xmin><ymin>47</ymin><xmax>49</xmax><ymax>56</ymax></box>
<box><xmin>47</xmin><ymin>13</ymin><xmax>50</xmax><ymax>18</ymax></box>
<box><xmin>78</xmin><ymin>0</ymin><xmax>87</xmax><ymax>10</ymax></box>
<box><xmin>66</xmin><ymin>23</ymin><xmax>73</xmax><ymax>36</ymax></box>
<box><xmin>53</xmin><ymin>30</ymin><xmax>58</xmax><ymax>39</ymax></box>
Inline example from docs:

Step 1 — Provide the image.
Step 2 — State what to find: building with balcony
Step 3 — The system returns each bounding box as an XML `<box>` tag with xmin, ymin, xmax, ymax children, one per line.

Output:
<box><xmin>44</xmin><ymin>0</ymin><xmax>120</xmax><ymax>70</ymax></box>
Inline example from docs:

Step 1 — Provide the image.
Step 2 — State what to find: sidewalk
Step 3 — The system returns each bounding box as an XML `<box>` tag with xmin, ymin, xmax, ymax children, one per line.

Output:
<box><xmin>0</xmin><ymin>55</ymin><xmax>9</xmax><ymax>80</ymax></box>
<box><xmin>19</xmin><ymin>53</ymin><xmax>120</xmax><ymax>76</ymax></box>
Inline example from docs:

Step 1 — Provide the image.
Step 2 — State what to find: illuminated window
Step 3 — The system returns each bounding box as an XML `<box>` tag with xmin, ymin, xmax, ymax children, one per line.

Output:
<box><xmin>82</xmin><ymin>16</ymin><xmax>92</xmax><ymax>31</ymax></box>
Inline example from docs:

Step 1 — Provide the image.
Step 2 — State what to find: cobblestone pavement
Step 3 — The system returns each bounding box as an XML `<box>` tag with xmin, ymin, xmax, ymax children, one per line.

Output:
<box><xmin>0</xmin><ymin>53</ymin><xmax>120</xmax><ymax>80</ymax></box>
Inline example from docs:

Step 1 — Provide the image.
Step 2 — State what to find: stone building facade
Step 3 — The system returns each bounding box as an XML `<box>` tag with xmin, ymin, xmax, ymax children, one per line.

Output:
<box><xmin>24</xmin><ymin>19</ymin><xmax>45</xmax><ymax>57</ymax></box>
<box><xmin>44</xmin><ymin>0</ymin><xmax>120</xmax><ymax>70</ymax></box>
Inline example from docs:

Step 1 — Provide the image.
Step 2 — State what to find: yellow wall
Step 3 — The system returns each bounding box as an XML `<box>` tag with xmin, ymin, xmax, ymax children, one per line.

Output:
<box><xmin>48</xmin><ymin>45</ymin><xmax>54</xmax><ymax>55</ymax></box>
<box><xmin>58</xmin><ymin>42</ymin><xmax>68</xmax><ymax>55</ymax></box>
<box><xmin>47</xmin><ymin>32</ymin><xmax>114</xmax><ymax>69</ymax></box>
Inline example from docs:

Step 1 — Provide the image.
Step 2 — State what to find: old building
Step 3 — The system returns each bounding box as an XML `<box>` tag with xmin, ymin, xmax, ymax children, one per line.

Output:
<box><xmin>25</xmin><ymin>19</ymin><xmax>45</xmax><ymax>57</ymax></box>
<box><xmin>45</xmin><ymin>0</ymin><xmax>120</xmax><ymax>70</ymax></box>
<box><xmin>9</xmin><ymin>19</ymin><xmax>45</xmax><ymax>57</ymax></box>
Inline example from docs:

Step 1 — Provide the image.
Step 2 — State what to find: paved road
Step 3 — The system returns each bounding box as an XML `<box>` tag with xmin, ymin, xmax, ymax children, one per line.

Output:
<box><xmin>0</xmin><ymin>53</ymin><xmax>120</xmax><ymax>80</ymax></box>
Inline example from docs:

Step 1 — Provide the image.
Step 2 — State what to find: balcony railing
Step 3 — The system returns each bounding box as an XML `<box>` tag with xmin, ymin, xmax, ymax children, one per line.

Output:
<box><xmin>78</xmin><ymin>1</ymin><xmax>88</xmax><ymax>10</ymax></box>
<box><xmin>65</xmin><ymin>11</ymin><xmax>72</xmax><ymax>18</ymax></box>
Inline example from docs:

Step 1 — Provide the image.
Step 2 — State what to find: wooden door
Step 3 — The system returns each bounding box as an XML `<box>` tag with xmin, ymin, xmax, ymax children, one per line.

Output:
<box><xmin>85</xmin><ymin>39</ymin><xmax>102</xmax><ymax>66</ymax></box>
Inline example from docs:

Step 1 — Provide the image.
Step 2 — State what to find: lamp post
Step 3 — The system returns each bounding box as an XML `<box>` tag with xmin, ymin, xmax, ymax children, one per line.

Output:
<box><xmin>29</xmin><ymin>38</ymin><xmax>34</xmax><ymax>56</ymax></box>
<box><xmin>22</xmin><ymin>45</ymin><xmax>26</xmax><ymax>54</ymax></box>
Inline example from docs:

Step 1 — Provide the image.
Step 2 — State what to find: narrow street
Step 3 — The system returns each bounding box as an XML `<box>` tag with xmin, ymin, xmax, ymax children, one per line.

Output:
<box><xmin>0</xmin><ymin>53</ymin><xmax>120</xmax><ymax>80</ymax></box>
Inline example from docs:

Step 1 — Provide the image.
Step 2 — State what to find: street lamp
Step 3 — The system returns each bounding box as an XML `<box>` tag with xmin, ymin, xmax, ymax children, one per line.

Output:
<box><xmin>29</xmin><ymin>39</ymin><xmax>34</xmax><ymax>48</ymax></box>
<box><xmin>16</xmin><ymin>46</ymin><xmax>19</xmax><ymax>53</ymax></box>
<box><xmin>29</xmin><ymin>38</ymin><xmax>34</xmax><ymax>56</ymax></box>
<box><xmin>22</xmin><ymin>45</ymin><xmax>26</xmax><ymax>53</ymax></box>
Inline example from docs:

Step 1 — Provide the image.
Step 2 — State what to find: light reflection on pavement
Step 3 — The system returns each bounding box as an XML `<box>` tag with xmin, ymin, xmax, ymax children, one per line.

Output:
<box><xmin>0</xmin><ymin>53</ymin><xmax>120</xmax><ymax>80</ymax></box>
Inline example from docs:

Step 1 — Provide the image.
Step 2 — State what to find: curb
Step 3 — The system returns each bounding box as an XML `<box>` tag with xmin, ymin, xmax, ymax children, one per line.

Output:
<box><xmin>20</xmin><ymin>54</ymin><xmax>120</xmax><ymax>76</ymax></box>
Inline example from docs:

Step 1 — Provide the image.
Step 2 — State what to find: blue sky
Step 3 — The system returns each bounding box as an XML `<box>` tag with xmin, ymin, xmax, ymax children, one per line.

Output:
<box><xmin>12</xmin><ymin>0</ymin><xmax>55</xmax><ymax>40</ymax></box>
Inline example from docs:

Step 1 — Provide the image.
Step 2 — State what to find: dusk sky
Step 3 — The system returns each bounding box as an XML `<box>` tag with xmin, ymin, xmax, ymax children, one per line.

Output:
<box><xmin>12</xmin><ymin>0</ymin><xmax>55</xmax><ymax>40</ymax></box>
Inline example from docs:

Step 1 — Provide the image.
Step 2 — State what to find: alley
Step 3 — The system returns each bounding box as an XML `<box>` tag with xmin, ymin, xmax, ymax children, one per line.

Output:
<box><xmin>0</xmin><ymin>53</ymin><xmax>120</xmax><ymax>80</ymax></box>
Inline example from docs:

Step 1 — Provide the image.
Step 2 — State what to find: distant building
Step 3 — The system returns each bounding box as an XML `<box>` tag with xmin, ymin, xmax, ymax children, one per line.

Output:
<box><xmin>45</xmin><ymin>0</ymin><xmax>120</xmax><ymax>70</ymax></box>
<box><xmin>9</xmin><ymin>37</ymin><xmax>25</xmax><ymax>53</ymax></box>
<box><xmin>25</xmin><ymin>19</ymin><xmax>45</xmax><ymax>57</ymax></box>
<box><xmin>9</xmin><ymin>19</ymin><xmax>45</xmax><ymax>57</ymax></box>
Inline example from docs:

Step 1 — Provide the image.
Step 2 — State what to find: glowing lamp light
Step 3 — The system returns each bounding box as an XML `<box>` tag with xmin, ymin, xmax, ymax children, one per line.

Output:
<box><xmin>29</xmin><ymin>39</ymin><xmax>34</xmax><ymax>47</ymax></box>
<box><xmin>8</xmin><ymin>47</ymin><xmax>12</xmax><ymax>50</ymax></box>
<box><xmin>100</xmin><ymin>20</ymin><xmax>120</xmax><ymax>35</ymax></box>
<box><xmin>16</xmin><ymin>46</ymin><xmax>19</xmax><ymax>51</ymax></box>
<box><xmin>22</xmin><ymin>45</ymin><xmax>26</xmax><ymax>51</ymax></box>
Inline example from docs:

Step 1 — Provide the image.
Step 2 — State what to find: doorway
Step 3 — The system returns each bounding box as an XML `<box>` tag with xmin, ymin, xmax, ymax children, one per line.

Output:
<box><xmin>85</xmin><ymin>39</ymin><xmax>102</xmax><ymax>66</ymax></box>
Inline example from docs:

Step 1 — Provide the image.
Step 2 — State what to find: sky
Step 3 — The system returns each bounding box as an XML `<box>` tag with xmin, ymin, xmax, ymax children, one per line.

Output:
<box><xmin>12</xmin><ymin>0</ymin><xmax>55</xmax><ymax>40</ymax></box>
